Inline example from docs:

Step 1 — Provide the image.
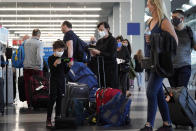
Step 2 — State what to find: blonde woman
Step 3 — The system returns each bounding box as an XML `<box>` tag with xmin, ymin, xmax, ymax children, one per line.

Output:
<box><xmin>133</xmin><ymin>49</ymin><xmax>144</xmax><ymax>91</ymax></box>
<box><xmin>140</xmin><ymin>0</ymin><xmax>178</xmax><ymax>131</ymax></box>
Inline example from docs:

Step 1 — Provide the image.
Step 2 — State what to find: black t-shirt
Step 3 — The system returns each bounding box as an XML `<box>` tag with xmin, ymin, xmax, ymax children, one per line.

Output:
<box><xmin>96</xmin><ymin>35</ymin><xmax>117</xmax><ymax>62</ymax></box>
<box><xmin>63</xmin><ymin>30</ymin><xmax>78</xmax><ymax>59</ymax></box>
<box><xmin>48</xmin><ymin>55</ymin><xmax>69</xmax><ymax>93</ymax></box>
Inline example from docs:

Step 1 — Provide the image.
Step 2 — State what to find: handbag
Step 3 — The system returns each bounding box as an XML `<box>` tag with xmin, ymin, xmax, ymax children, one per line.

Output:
<box><xmin>120</xmin><ymin>63</ymin><xmax>130</xmax><ymax>72</ymax></box>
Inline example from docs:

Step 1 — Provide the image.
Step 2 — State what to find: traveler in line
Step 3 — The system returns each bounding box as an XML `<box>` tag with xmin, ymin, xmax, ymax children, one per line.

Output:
<box><xmin>23</xmin><ymin>29</ymin><xmax>44</xmax><ymax>108</ymax></box>
<box><xmin>168</xmin><ymin>10</ymin><xmax>196</xmax><ymax>88</ymax></box>
<box><xmin>46</xmin><ymin>40</ymin><xmax>68</xmax><ymax>128</ymax></box>
<box><xmin>88</xmin><ymin>22</ymin><xmax>118</xmax><ymax>89</ymax></box>
<box><xmin>140</xmin><ymin>0</ymin><xmax>178</xmax><ymax>131</ymax></box>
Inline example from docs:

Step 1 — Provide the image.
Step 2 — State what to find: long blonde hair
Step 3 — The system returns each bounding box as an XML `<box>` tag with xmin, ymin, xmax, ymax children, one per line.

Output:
<box><xmin>136</xmin><ymin>49</ymin><xmax>144</xmax><ymax>63</ymax></box>
<box><xmin>150</xmin><ymin>0</ymin><xmax>169</xmax><ymax>26</ymax></box>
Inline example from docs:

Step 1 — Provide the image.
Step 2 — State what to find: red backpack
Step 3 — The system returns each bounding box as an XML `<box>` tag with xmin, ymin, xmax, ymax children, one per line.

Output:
<box><xmin>96</xmin><ymin>88</ymin><xmax>121</xmax><ymax>113</ymax></box>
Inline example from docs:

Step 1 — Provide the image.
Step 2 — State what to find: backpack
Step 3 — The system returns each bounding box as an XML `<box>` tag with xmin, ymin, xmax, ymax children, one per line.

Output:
<box><xmin>186</xmin><ymin>26</ymin><xmax>194</xmax><ymax>48</ymax></box>
<box><xmin>75</xmin><ymin>36</ymin><xmax>91</xmax><ymax>63</ymax></box>
<box><xmin>98</xmin><ymin>92</ymin><xmax>131</xmax><ymax>127</ymax></box>
<box><xmin>12</xmin><ymin>41</ymin><xmax>25</xmax><ymax>68</ymax></box>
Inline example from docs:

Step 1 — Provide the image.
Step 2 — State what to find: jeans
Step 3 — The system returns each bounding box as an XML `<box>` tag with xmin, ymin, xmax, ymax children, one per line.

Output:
<box><xmin>168</xmin><ymin>65</ymin><xmax>191</xmax><ymax>88</ymax></box>
<box><xmin>146</xmin><ymin>72</ymin><xmax>171</xmax><ymax>127</ymax></box>
<box><xmin>136</xmin><ymin>72</ymin><xmax>142</xmax><ymax>88</ymax></box>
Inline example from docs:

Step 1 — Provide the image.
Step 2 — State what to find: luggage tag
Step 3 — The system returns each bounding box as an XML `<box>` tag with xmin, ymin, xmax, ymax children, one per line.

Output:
<box><xmin>36</xmin><ymin>85</ymin><xmax>45</xmax><ymax>91</ymax></box>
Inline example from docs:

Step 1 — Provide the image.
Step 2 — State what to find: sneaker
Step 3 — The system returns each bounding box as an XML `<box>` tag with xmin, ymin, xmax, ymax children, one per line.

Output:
<box><xmin>156</xmin><ymin>125</ymin><xmax>173</xmax><ymax>131</ymax></box>
<box><xmin>140</xmin><ymin>125</ymin><xmax>153</xmax><ymax>131</ymax></box>
<box><xmin>46</xmin><ymin>120</ymin><xmax>53</xmax><ymax>128</ymax></box>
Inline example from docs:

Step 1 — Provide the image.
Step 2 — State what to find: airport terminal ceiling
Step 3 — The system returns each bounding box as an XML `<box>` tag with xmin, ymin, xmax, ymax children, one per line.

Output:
<box><xmin>0</xmin><ymin>1</ymin><xmax>117</xmax><ymax>42</ymax></box>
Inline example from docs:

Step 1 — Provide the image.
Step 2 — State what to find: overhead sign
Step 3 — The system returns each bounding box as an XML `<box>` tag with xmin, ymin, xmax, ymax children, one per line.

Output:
<box><xmin>12</xmin><ymin>39</ymin><xmax>22</xmax><ymax>46</ymax></box>
<box><xmin>127</xmin><ymin>23</ymin><xmax>140</xmax><ymax>35</ymax></box>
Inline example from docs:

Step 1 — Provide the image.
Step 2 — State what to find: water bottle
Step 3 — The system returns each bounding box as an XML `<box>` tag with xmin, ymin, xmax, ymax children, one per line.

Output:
<box><xmin>144</xmin><ymin>26</ymin><xmax>151</xmax><ymax>43</ymax></box>
<box><xmin>0</xmin><ymin>67</ymin><xmax>2</xmax><ymax>78</ymax></box>
<box><xmin>145</xmin><ymin>26</ymin><xmax>151</xmax><ymax>35</ymax></box>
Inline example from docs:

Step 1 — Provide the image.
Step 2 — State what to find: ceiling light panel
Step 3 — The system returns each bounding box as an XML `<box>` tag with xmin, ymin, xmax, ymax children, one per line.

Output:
<box><xmin>3</xmin><ymin>24</ymin><xmax>97</xmax><ymax>27</ymax></box>
<box><xmin>8</xmin><ymin>28</ymin><xmax>96</xmax><ymax>31</ymax></box>
<box><xmin>14</xmin><ymin>31</ymin><xmax>95</xmax><ymax>34</ymax></box>
<box><xmin>0</xmin><ymin>8</ymin><xmax>102</xmax><ymax>11</ymax></box>
<box><xmin>0</xmin><ymin>20</ymin><xmax>99</xmax><ymax>23</ymax></box>
<box><xmin>0</xmin><ymin>14</ymin><xmax>100</xmax><ymax>18</ymax></box>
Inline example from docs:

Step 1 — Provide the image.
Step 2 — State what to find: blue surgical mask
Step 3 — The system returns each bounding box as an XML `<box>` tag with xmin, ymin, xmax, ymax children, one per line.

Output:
<box><xmin>117</xmin><ymin>42</ymin><xmax>122</xmax><ymax>48</ymax></box>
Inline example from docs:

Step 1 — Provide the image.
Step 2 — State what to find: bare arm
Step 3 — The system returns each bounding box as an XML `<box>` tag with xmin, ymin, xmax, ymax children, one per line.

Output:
<box><xmin>161</xmin><ymin>19</ymin><xmax>178</xmax><ymax>45</ymax></box>
<box><xmin>66</xmin><ymin>40</ymin><xmax>73</xmax><ymax>58</ymax></box>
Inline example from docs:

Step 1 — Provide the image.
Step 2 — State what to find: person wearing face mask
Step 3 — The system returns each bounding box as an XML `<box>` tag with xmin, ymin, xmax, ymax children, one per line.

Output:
<box><xmin>117</xmin><ymin>42</ymin><xmax>131</xmax><ymax>93</ymax></box>
<box><xmin>122</xmin><ymin>39</ymin><xmax>132</xmax><ymax>56</ymax></box>
<box><xmin>23</xmin><ymin>29</ymin><xmax>44</xmax><ymax>108</ymax></box>
<box><xmin>141</xmin><ymin>0</ymin><xmax>178</xmax><ymax>131</ymax></box>
<box><xmin>46</xmin><ymin>40</ymin><xmax>69</xmax><ymax>128</ymax></box>
<box><xmin>88</xmin><ymin>22</ymin><xmax>118</xmax><ymax>89</ymax></box>
<box><xmin>122</xmin><ymin>39</ymin><xmax>134</xmax><ymax>90</ymax></box>
<box><xmin>168</xmin><ymin>10</ymin><xmax>196</xmax><ymax>90</ymax></box>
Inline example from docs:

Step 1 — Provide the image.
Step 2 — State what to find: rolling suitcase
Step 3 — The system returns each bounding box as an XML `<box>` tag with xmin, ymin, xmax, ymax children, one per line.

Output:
<box><xmin>0</xmin><ymin>78</ymin><xmax>4</xmax><ymax>115</ymax></box>
<box><xmin>55</xmin><ymin>82</ymin><xmax>89</xmax><ymax>128</ymax></box>
<box><xmin>163</xmin><ymin>84</ymin><xmax>196</xmax><ymax>129</ymax></box>
<box><xmin>18</xmin><ymin>76</ymin><xmax>26</xmax><ymax>102</ymax></box>
<box><xmin>29</xmin><ymin>75</ymin><xmax>49</xmax><ymax>109</ymax></box>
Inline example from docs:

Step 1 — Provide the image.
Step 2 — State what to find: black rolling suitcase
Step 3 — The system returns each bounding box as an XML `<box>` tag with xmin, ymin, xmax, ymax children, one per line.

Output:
<box><xmin>163</xmin><ymin>84</ymin><xmax>196</xmax><ymax>129</ymax></box>
<box><xmin>55</xmin><ymin>82</ymin><xmax>89</xmax><ymax>129</ymax></box>
<box><xmin>18</xmin><ymin>76</ymin><xmax>26</xmax><ymax>102</ymax></box>
<box><xmin>0</xmin><ymin>78</ymin><xmax>4</xmax><ymax>115</ymax></box>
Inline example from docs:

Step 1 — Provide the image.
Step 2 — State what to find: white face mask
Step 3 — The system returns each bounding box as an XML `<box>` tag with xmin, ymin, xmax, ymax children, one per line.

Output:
<box><xmin>124</xmin><ymin>43</ymin><xmax>128</xmax><ymax>47</ymax></box>
<box><xmin>55</xmin><ymin>51</ymin><xmax>64</xmax><ymax>57</ymax></box>
<box><xmin>98</xmin><ymin>31</ymin><xmax>106</xmax><ymax>39</ymax></box>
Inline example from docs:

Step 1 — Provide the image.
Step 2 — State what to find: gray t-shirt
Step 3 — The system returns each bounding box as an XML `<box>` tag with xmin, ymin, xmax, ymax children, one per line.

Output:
<box><xmin>173</xmin><ymin>27</ymin><xmax>196</xmax><ymax>68</ymax></box>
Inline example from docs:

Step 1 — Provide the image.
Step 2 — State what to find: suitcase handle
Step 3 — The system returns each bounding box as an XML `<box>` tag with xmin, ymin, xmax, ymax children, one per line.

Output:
<box><xmin>162</xmin><ymin>84</ymin><xmax>174</xmax><ymax>102</ymax></box>
<box><xmin>184</xmin><ymin>89</ymin><xmax>195</xmax><ymax>115</ymax></box>
<box><xmin>97</xmin><ymin>56</ymin><xmax>106</xmax><ymax>89</ymax></box>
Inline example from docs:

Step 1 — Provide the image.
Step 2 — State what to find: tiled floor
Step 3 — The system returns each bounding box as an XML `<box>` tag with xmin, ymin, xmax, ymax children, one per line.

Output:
<box><xmin>0</xmin><ymin>88</ymin><xmax>195</xmax><ymax>131</ymax></box>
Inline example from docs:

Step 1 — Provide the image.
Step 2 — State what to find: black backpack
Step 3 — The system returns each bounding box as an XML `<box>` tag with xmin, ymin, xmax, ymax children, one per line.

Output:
<box><xmin>186</xmin><ymin>26</ymin><xmax>194</xmax><ymax>48</ymax></box>
<box><xmin>75</xmin><ymin>36</ymin><xmax>91</xmax><ymax>63</ymax></box>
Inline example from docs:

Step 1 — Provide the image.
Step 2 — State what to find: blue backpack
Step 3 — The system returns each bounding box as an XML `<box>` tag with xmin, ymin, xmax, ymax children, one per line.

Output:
<box><xmin>98</xmin><ymin>92</ymin><xmax>131</xmax><ymax>127</ymax></box>
<box><xmin>12</xmin><ymin>41</ymin><xmax>25</xmax><ymax>68</ymax></box>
